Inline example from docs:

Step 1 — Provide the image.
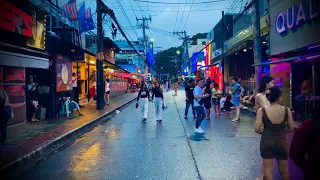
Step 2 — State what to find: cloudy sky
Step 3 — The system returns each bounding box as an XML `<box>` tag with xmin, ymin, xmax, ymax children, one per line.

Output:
<box><xmin>60</xmin><ymin>0</ymin><xmax>245</xmax><ymax>51</ymax></box>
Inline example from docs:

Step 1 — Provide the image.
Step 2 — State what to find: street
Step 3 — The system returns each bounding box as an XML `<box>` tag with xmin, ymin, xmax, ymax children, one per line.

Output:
<box><xmin>18</xmin><ymin>89</ymin><xmax>302</xmax><ymax>180</ymax></box>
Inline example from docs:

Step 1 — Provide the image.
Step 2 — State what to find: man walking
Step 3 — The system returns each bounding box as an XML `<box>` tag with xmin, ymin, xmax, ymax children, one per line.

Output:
<box><xmin>194</xmin><ymin>79</ymin><xmax>209</xmax><ymax>133</ymax></box>
<box><xmin>184</xmin><ymin>79</ymin><xmax>196</xmax><ymax>119</ymax></box>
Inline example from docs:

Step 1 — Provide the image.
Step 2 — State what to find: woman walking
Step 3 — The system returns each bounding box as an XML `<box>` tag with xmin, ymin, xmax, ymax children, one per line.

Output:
<box><xmin>136</xmin><ymin>83</ymin><xmax>150</xmax><ymax>122</ymax></box>
<box><xmin>254</xmin><ymin>75</ymin><xmax>274</xmax><ymax>180</ymax></box>
<box><xmin>255</xmin><ymin>87</ymin><xmax>294</xmax><ymax>180</ymax></box>
<box><xmin>152</xmin><ymin>82</ymin><xmax>164</xmax><ymax>122</ymax></box>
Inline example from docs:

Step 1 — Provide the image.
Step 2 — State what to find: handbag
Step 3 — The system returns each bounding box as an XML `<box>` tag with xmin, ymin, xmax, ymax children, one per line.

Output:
<box><xmin>135</xmin><ymin>102</ymin><xmax>139</xmax><ymax>108</ymax></box>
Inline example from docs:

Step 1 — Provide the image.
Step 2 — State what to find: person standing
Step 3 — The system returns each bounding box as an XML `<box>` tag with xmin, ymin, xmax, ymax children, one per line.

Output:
<box><xmin>206</xmin><ymin>77</ymin><xmax>212</xmax><ymax>85</ymax></box>
<box><xmin>289</xmin><ymin>103</ymin><xmax>320</xmax><ymax>180</ymax></box>
<box><xmin>255</xmin><ymin>87</ymin><xmax>294</xmax><ymax>180</ymax></box>
<box><xmin>255</xmin><ymin>76</ymin><xmax>274</xmax><ymax>111</ymax></box>
<box><xmin>194</xmin><ymin>79</ymin><xmax>210</xmax><ymax>133</ymax></box>
<box><xmin>136</xmin><ymin>83</ymin><xmax>150</xmax><ymax>122</ymax></box>
<box><xmin>254</xmin><ymin>75</ymin><xmax>274</xmax><ymax>180</ymax></box>
<box><xmin>105</xmin><ymin>79</ymin><xmax>110</xmax><ymax>105</ymax></box>
<box><xmin>204</xmin><ymin>83</ymin><xmax>212</xmax><ymax>120</ymax></box>
<box><xmin>26</xmin><ymin>75</ymin><xmax>39</xmax><ymax>122</ymax></box>
<box><xmin>230</xmin><ymin>77</ymin><xmax>244</xmax><ymax>122</ymax></box>
<box><xmin>72</xmin><ymin>73</ymin><xmax>78</xmax><ymax>103</ymax></box>
<box><xmin>0</xmin><ymin>90</ymin><xmax>13</xmax><ymax>144</ymax></box>
<box><xmin>184</xmin><ymin>79</ymin><xmax>196</xmax><ymax>119</ymax></box>
<box><xmin>212</xmin><ymin>83</ymin><xmax>221</xmax><ymax>115</ymax></box>
<box><xmin>173</xmin><ymin>81</ymin><xmax>178</xmax><ymax>95</ymax></box>
<box><xmin>152</xmin><ymin>82</ymin><xmax>164</xmax><ymax>122</ymax></box>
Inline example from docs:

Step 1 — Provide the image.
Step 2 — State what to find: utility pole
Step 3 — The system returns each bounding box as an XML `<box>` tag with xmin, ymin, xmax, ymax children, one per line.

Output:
<box><xmin>253</xmin><ymin>0</ymin><xmax>263</xmax><ymax>92</ymax></box>
<box><xmin>96</xmin><ymin>0</ymin><xmax>104</xmax><ymax>109</ymax></box>
<box><xmin>137</xmin><ymin>16</ymin><xmax>152</xmax><ymax>74</ymax></box>
<box><xmin>173</xmin><ymin>31</ymin><xmax>190</xmax><ymax>77</ymax></box>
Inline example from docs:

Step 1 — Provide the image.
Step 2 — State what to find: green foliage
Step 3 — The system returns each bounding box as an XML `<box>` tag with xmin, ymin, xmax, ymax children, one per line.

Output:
<box><xmin>190</xmin><ymin>33</ymin><xmax>208</xmax><ymax>45</ymax></box>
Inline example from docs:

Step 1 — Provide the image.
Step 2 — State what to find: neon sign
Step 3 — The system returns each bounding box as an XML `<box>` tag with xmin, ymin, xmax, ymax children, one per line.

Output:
<box><xmin>276</xmin><ymin>0</ymin><xmax>318</xmax><ymax>34</ymax></box>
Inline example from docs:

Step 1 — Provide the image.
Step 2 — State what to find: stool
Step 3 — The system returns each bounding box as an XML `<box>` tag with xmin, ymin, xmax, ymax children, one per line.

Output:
<box><xmin>60</xmin><ymin>99</ymin><xmax>71</xmax><ymax>117</ymax></box>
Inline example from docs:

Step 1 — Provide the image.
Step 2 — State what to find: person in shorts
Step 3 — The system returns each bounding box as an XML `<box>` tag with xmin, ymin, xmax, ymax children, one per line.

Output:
<box><xmin>105</xmin><ymin>79</ymin><xmax>110</xmax><ymax>105</ymax></box>
<box><xmin>230</xmin><ymin>77</ymin><xmax>244</xmax><ymax>122</ymax></box>
<box><xmin>26</xmin><ymin>75</ymin><xmax>40</xmax><ymax>122</ymax></box>
<box><xmin>211</xmin><ymin>83</ymin><xmax>221</xmax><ymax>115</ymax></box>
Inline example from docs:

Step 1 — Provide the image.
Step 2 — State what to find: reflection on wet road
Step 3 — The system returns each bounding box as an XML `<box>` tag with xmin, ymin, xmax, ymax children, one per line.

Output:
<box><xmin>19</xmin><ymin>89</ymin><xmax>303</xmax><ymax>180</ymax></box>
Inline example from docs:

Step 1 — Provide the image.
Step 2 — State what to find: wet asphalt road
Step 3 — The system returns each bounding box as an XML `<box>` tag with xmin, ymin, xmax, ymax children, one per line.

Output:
<box><xmin>18</xmin><ymin>89</ymin><xmax>303</xmax><ymax>180</ymax></box>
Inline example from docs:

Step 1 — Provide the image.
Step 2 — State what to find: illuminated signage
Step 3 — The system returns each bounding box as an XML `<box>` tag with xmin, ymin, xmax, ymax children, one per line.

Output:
<box><xmin>0</xmin><ymin>0</ymin><xmax>45</xmax><ymax>50</ymax></box>
<box><xmin>276</xmin><ymin>0</ymin><xmax>318</xmax><ymax>34</ymax></box>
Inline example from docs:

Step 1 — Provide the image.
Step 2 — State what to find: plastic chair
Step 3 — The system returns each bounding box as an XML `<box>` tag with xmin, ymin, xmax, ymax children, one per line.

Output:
<box><xmin>60</xmin><ymin>98</ymin><xmax>71</xmax><ymax>117</ymax></box>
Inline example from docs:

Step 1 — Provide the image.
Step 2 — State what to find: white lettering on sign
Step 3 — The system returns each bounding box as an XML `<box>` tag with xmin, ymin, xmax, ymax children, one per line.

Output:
<box><xmin>276</xmin><ymin>0</ymin><xmax>318</xmax><ymax>34</ymax></box>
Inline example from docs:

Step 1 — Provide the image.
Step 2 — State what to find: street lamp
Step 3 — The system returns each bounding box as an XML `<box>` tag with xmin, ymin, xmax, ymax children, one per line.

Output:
<box><xmin>151</xmin><ymin>38</ymin><xmax>154</xmax><ymax>42</ymax></box>
<box><xmin>176</xmin><ymin>50</ymin><xmax>180</xmax><ymax>55</ymax></box>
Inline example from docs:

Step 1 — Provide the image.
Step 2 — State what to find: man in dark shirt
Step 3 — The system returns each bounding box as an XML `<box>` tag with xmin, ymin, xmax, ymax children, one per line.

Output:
<box><xmin>184</xmin><ymin>79</ymin><xmax>196</xmax><ymax>119</ymax></box>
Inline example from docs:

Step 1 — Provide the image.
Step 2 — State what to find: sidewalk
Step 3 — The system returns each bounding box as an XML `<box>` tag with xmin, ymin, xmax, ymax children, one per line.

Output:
<box><xmin>0</xmin><ymin>92</ymin><xmax>137</xmax><ymax>176</ymax></box>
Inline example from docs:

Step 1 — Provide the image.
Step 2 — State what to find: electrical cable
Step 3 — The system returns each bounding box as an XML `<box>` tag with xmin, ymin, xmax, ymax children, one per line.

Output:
<box><xmin>193</xmin><ymin>0</ymin><xmax>255</xmax><ymax>56</ymax></box>
<box><xmin>115</xmin><ymin>0</ymin><xmax>140</xmax><ymax>38</ymax></box>
<box><xmin>181</xmin><ymin>0</ymin><xmax>195</xmax><ymax>31</ymax></box>
<box><xmin>112</xmin><ymin>7</ymin><xmax>227</xmax><ymax>12</ymax></box>
<box><xmin>129</xmin><ymin>0</ymin><xmax>138</xmax><ymax>18</ymax></box>
<box><xmin>177</xmin><ymin>0</ymin><xmax>188</xmax><ymax>31</ymax></box>
<box><xmin>133</xmin><ymin>0</ymin><xmax>227</xmax><ymax>4</ymax></box>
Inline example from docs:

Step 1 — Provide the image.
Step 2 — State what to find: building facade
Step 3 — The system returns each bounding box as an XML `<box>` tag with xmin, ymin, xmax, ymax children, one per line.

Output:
<box><xmin>262</xmin><ymin>0</ymin><xmax>320</xmax><ymax>115</ymax></box>
<box><xmin>114</xmin><ymin>39</ymin><xmax>145</xmax><ymax>74</ymax></box>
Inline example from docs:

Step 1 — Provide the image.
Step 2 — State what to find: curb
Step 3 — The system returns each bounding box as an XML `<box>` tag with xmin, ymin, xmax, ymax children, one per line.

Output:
<box><xmin>1</xmin><ymin>97</ymin><xmax>137</xmax><ymax>179</ymax></box>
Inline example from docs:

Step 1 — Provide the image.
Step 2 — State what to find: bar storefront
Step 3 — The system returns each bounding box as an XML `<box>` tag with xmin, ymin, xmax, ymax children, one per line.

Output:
<box><xmin>0</xmin><ymin>0</ymin><xmax>49</xmax><ymax>125</ymax></box>
<box><xmin>254</xmin><ymin>0</ymin><xmax>320</xmax><ymax>122</ymax></box>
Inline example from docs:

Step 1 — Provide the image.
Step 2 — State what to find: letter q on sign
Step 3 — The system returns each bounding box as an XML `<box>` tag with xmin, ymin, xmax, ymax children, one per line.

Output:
<box><xmin>276</xmin><ymin>12</ymin><xmax>286</xmax><ymax>34</ymax></box>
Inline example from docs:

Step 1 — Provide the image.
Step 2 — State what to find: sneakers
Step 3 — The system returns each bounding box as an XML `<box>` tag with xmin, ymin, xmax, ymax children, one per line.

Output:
<box><xmin>31</xmin><ymin>119</ymin><xmax>40</xmax><ymax>122</ymax></box>
<box><xmin>157</xmin><ymin>119</ymin><xmax>162</xmax><ymax>122</ymax></box>
<box><xmin>142</xmin><ymin>118</ymin><xmax>147</xmax><ymax>122</ymax></box>
<box><xmin>194</xmin><ymin>126</ymin><xmax>204</xmax><ymax>134</ymax></box>
<box><xmin>232</xmin><ymin>118</ymin><xmax>240</xmax><ymax>122</ymax></box>
<box><xmin>184</xmin><ymin>116</ymin><xmax>187</xmax><ymax>119</ymax></box>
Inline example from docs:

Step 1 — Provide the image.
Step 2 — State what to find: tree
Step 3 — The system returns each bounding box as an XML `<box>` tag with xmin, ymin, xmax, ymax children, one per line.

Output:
<box><xmin>190</xmin><ymin>33</ymin><xmax>208</xmax><ymax>45</ymax></box>
<box><xmin>155</xmin><ymin>47</ymin><xmax>183</xmax><ymax>77</ymax></box>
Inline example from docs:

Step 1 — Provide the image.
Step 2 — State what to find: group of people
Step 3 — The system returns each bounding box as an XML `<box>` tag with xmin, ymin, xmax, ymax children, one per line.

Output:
<box><xmin>136</xmin><ymin>81</ymin><xmax>165</xmax><ymax>122</ymax></box>
<box><xmin>183</xmin><ymin>75</ymin><xmax>318</xmax><ymax>179</ymax></box>
<box><xmin>253</xmin><ymin>75</ymin><xmax>319</xmax><ymax>180</ymax></box>
<box><xmin>184</xmin><ymin>77</ymin><xmax>245</xmax><ymax>126</ymax></box>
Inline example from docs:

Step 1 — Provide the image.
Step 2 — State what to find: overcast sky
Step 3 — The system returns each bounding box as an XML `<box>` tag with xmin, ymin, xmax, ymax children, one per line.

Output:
<box><xmin>61</xmin><ymin>0</ymin><xmax>244</xmax><ymax>51</ymax></box>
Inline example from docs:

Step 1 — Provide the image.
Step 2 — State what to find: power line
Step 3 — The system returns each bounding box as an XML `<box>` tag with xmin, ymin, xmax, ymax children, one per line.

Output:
<box><xmin>172</xmin><ymin>0</ymin><xmax>182</xmax><ymax>46</ymax></box>
<box><xmin>133</xmin><ymin>0</ymin><xmax>228</xmax><ymax>4</ymax></box>
<box><xmin>114</xmin><ymin>0</ymin><xmax>140</xmax><ymax>38</ymax></box>
<box><xmin>129</xmin><ymin>0</ymin><xmax>138</xmax><ymax>18</ymax></box>
<box><xmin>112</xmin><ymin>6</ymin><xmax>226</xmax><ymax>13</ymax></box>
<box><xmin>181</xmin><ymin>0</ymin><xmax>195</xmax><ymax>30</ymax></box>
<box><xmin>177</xmin><ymin>0</ymin><xmax>188</xmax><ymax>31</ymax></box>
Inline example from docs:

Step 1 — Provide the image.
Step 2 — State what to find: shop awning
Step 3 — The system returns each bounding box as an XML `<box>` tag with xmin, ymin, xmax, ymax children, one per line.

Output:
<box><xmin>0</xmin><ymin>51</ymin><xmax>49</xmax><ymax>69</ymax></box>
<box><xmin>46</xmin><ymin>35</ymin><xmax>84</xmax><ymax>61</ymax></box>
<box><xmin>252</xmin><ymin>57</ymin><xmax>299</xmax><ymax>66</ymax></box>
<box><xmin>253</xmin><ymin>52</ymin><xmax>320</xmax><ymax>66</ymax></box>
